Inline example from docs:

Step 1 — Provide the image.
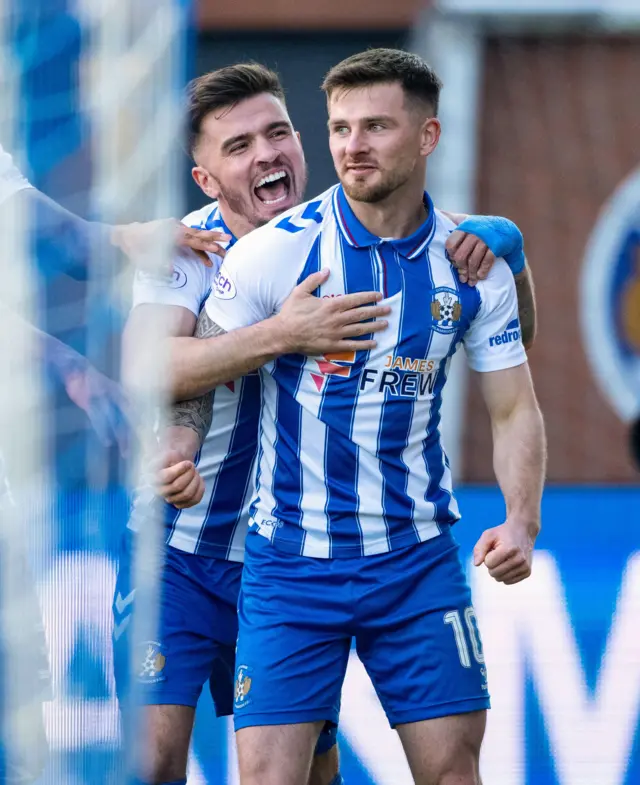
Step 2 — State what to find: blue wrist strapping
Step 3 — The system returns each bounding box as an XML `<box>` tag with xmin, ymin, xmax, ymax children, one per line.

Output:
<box><xmin>455</xmin><ymin>215</ymin><xmax>526</xmax><ymax>275</ymax></box>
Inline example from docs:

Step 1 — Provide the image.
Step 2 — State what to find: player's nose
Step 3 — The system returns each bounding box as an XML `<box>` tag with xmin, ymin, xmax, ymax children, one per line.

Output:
<box><xmin>345</xmin><ymin>129</ymin><xmax>369</xmax><ymax>156</ymax></box>
<box><xmin>254</xmin><ymin>135</ymin><xmax>280</xmax><ymax>163</ymax></box>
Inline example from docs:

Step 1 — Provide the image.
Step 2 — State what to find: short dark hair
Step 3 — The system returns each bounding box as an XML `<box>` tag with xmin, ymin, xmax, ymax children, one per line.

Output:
<box><xmin>186</xmin><ymin>63</ymin><xmax>285</xmax><ymax>155</ymax></box>
<box><xmin>321</xmin><ymin>48</ymin><xmax>442</xmax><ymax>116</ymax></box>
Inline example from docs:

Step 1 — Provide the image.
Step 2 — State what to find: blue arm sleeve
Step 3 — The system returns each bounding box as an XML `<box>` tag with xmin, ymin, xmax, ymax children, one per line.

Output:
<box><xmin>455</xmin><ymin>215</ymin><xmax>526</xmax><ymax>275</ymax></box>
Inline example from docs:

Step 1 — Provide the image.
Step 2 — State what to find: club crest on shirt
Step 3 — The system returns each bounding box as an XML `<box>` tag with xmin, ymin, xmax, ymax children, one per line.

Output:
<box><xmin>137</xmin><ymin>641</ymin><xmax>166</xmax><ymax>684</ymax></box>
<box><xmin>234</xmin><ymin>664</ymin><xmax>253</xmax><ymax>709</ymax></box>
<box><xmin>430</xmin><ymin>287</ymin><xmax>462</xmax><ymax>334</ymax></box>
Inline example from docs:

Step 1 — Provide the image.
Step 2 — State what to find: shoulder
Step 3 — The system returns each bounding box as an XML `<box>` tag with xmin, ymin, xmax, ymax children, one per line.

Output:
<box><xmin>134</xmin><ymin>214</ymin><xmax>220</xmax><ymax>305</ymax></box>
<box><xmin>180</xmin><ymin>201</ymin><xmax>219</xmax><ymax>229</ymax></box>
<box><xmin>428</xmin><ymin>208</ymin><xmax>460</xmax><ymax>263</ymax></box>
<box><xmin>227</xmin><ymin>186</ymin><xmax>338</xmax><ymax>261</ymax></box>
<box><xmin>268</xmin><ymin>185</ymin><xmax>337</xmax><ymax>235</ymax></box>
<box><xmin>472</xmin><ymin>258</ymin><xmax>516</xmax><ymax>321</ymax></box>
<box><xmin>178</xmin><ymin>200</ymin><xmax>226</xmax><ymax>271</ymax></box>
<box><xmin>477</xmin><ymin>256</ymin><xmax>513</xmax><ymax>293</ymax></box>
<box><xmin>264</xmin><ymin>184</ymin><xmax>336</xmax><ymax>241</ymax></box>
<box><xmin>132</xmin><ymin>252</ymin><xmax>214</xmax><ymax>308</ymax></box>
<box><xmin>433</xmin><ymin>207</ymin><xmax>457</xmax><ymax>233</ymax></box>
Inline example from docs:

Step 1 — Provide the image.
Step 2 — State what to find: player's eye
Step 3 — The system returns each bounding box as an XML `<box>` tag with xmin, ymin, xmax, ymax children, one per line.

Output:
<box><xmin>229</xmin><ymin>143</ymin><xmax>248</xmax><ymax>155</ymax></box>
<box><xmin>271</xmin><ymin>128</ymin><xmax>289</xmax><ymax>139</ymax></box>
<box><xmin>369</xmin><ymin>123</ymin><xmax>385</xmax><ymax>132</ymax></box>
<box><xmin>333</xmin><ymin>125</ymin><xmax>349</xmax><ymax>136</ymax></box>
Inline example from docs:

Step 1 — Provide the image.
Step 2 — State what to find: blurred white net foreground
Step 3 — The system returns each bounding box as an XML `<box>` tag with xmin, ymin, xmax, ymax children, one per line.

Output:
<box><xmin>0</xmin><ymin>1</ymin><xmax>188</xmax><ymax>783</ymax></box>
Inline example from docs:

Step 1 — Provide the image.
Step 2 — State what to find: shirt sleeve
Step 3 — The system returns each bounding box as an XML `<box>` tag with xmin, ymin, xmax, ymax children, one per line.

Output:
<box><xmin>204</xmin><ymin>226</ymin><xmax>302</xmax><ymax>332</ymax></box>
<box><xmin>463</xmin><ymin>258</ymin><xmax>527</xmax><ymax>373</ymax></box>
<box><xmin>131</xmin><ymin>250</ymin><xmax>214</xmax><ymax>316</ymax></box>
<box><xmin>0</xmin><ymin>143</ymin><xmax>33</xmax><ymax>206</ymax></box>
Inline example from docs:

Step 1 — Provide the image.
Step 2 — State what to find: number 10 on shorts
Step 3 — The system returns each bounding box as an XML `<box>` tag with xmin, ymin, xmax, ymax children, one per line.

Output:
<box><xmin>444</xmin><ymin>607</ymin><xmax>485</xmax><ymax>668</ymax></box>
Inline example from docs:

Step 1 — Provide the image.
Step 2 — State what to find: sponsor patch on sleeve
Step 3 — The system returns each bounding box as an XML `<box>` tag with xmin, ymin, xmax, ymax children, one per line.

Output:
<box><xmin>488</xmin><ymin>318</ymin><xmax>521</xmax><ymax>347</ymax></box>
<box><xmin>213</xmin><ymin>269</ymin><xmax>237</xmax><ymax>300</ymax></box>
<box><xmin>136</xmin><ymin>265</ymin><xmax>187</xmax><ymax>290</ymax></box>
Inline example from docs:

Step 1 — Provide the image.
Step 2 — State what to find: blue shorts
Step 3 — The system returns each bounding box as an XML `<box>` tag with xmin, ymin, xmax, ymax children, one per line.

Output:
<box><xmin>234</xmin><ymin>526</ymin><xmax>490</xmax><ymax>731</ymax></box>
<box><xmin>112</xmin><ymin>530</ymin><xmax>338</xmax><ymax>755</ymax></box>
<box><xmin>112</xmin><ymin>530</ymin><xmax>242</xmax><ymax>716</ymax></box>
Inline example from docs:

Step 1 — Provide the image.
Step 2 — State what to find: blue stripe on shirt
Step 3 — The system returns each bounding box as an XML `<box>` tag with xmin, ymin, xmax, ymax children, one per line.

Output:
<box><xmin>422</xmin><ymin>273</ymin><xmax>481</xmax><ymax>522</ymax></box>
<box><xmin>196</xmin><ymin>375</ymin><xmax>261</xmax><ymax>555</ymax></box>
<box><xmin>321</xmin><ymin>236</ymin><xmax>378</xmax><ymax>556</ymax></box>
<box><xmin>376</xmin><ymin>247</ymin><xmax>436</xmax><ymax>550</ymax></box>
<box><xmin>270</xmin><ymin>236</ymin><xmax>323</xmax><ymax>553</ymax></box>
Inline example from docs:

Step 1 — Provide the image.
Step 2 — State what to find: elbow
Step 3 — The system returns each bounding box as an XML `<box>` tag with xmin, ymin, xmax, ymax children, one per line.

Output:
<box><xmin>492</xmin><ymin>392</ymin><xmax>543</xmax><ymax>432</ymax></box>
<box><xmin>121</xmin><ymin>348</ymin><xmax>170</xmax><ymax>402</ymax></box>
<box><xmin>122</xmin><ymin>365</ymin><xmax>166</xmax><ymax>402</ymax></box>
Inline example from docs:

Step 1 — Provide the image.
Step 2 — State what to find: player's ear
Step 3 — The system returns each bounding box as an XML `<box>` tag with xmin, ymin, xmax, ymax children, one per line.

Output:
<box><xmin>419</xmin><ymin>117</ymin><xmax>441</xmax><ymax>159</ymax></box>
<box><xmin>295</xmin><ymin>130</ymin><xmax>302</xmax><ymax>144</ymax></box>
<box><xmin>192</xmin><ymin>166</ymin><xmax>220</xmax><ymax>200</ymax></box>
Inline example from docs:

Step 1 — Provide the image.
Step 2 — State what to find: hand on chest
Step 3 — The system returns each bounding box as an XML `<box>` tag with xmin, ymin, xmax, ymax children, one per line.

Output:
<box><xmin>320</xmin><ymin>247</ymin><xmax>477</xmax><ymax>362</ymax></box>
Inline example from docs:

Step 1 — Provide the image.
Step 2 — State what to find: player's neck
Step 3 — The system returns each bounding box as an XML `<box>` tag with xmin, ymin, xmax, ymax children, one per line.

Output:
<box><xmin>345</xmin><ymin>180</ymin><xmax>427</xmax><ymax>240</ymax></box>
<box><xmin>218</xmin><ymin>204</ymin><xmax>255</xmax><ymax>241</ymax></box>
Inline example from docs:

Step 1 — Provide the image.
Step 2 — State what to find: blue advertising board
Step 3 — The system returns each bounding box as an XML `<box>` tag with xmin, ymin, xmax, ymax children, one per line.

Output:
<box><xmin>33</xmin><ymin>486</ymin><xmax>639</xmax><ymax>785</ymax></box>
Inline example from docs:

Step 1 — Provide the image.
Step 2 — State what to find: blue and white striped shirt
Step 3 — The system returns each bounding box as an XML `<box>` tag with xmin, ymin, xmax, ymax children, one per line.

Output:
<box><xmin>206</xmin><ymin>185</ymin><xmax>526</xmax><ymax>558</ymax></box>
<box><xmin>131</xmin><ymin>202</ymin><xmax>259</xmax><ymax>561</ymax></box>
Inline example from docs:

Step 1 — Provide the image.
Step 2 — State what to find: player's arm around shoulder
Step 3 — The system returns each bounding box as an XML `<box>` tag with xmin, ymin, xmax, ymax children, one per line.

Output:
<box><xmin>168</xmin><ymin>217</ymin><xmax>391</xmax><ymax>403</ymax></box>
<box><xmin>164</xmin><ymin>225</ymin><xmax>315</xmax><ymax>406</ymax></box>
<box><xmin>443</xmin><ymin>212</ymin><xmax>537</xmax><ymax>349</ymax></box>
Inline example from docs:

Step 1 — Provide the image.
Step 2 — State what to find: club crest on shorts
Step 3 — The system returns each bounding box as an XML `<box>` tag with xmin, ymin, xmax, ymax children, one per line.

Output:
<box><xmin>430</xmin><ymin>287</ymin><xmax>462</xmax><ymax>334</ymax></box>
<box><xmin>234</xmin><ymin>664</ymin><xmax>253</xmax><ymax>709</ymax></box>
<box><xmin>138</xmin><ymin>641</ymin><xmax>166</xmax><ymax>684</ymax></box>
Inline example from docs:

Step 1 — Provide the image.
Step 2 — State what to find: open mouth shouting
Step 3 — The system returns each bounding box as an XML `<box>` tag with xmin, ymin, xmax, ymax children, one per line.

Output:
<box><xmin>254</xmin><ymin>168</ymin><xmax>293</xmax><ymax>207</ymax></box>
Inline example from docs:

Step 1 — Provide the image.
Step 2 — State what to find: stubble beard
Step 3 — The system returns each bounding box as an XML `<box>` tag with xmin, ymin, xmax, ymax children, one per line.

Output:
<box><xmin>341</xmin><ymin>165</ymin><xmax>411</xmax><ymax>204</ymax></box>
<box><xmin>218</xmin><ymin>161</ymin><xmax>308</xmax><ymax>229</ymax></box>
<box><xmin>217</xmin><ymin>184</ymin><xmax>263</xmax><ymax>229</ymax></box>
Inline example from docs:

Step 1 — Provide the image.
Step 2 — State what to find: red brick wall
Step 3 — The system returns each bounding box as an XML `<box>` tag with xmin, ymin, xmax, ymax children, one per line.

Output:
<box><xmin>463</xmin><ymin>36</ymin><xmax>640</xmax><ymax>483</ymax></box>
<box><xmin>197</xmin><ymin>0</ymin><xmax>425</xmax><ymax>30</ymax></box>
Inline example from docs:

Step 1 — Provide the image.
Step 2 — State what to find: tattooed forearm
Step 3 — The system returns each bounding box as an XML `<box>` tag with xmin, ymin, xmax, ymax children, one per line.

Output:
<box><xmin>169</xmin><ymin>391</ymin><xmax>214</xmax><ymax>446</ymax></box>
<box><xmin>195</xmin><ymin>307</ymin><xmax>227</xmax><ymax>340</ymax></box>
<box><xmin>167</xmin><ymin>309</ymin><xmax>227</xmax><ymax>444</ymax></box>
<box><xmin>514</xmin><ymin>263</ymin><xmax>536</xmax><ymax>350</ymax></box>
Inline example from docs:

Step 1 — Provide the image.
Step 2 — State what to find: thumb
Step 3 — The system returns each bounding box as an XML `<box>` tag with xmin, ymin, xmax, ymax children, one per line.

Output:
<box><xmin>446</xmin><ymin>230</ymin><xmax>466</xmax><ymax>254</ymax></box>
<box><xmin>298</xmin><ymin>267</ymin><xmax>330</xmax><ymax>294</ymax></box>
<box><xmin>473</xmin><ymin>528</ymin><xmax>498</xmax><ymax>567</ymax></box>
